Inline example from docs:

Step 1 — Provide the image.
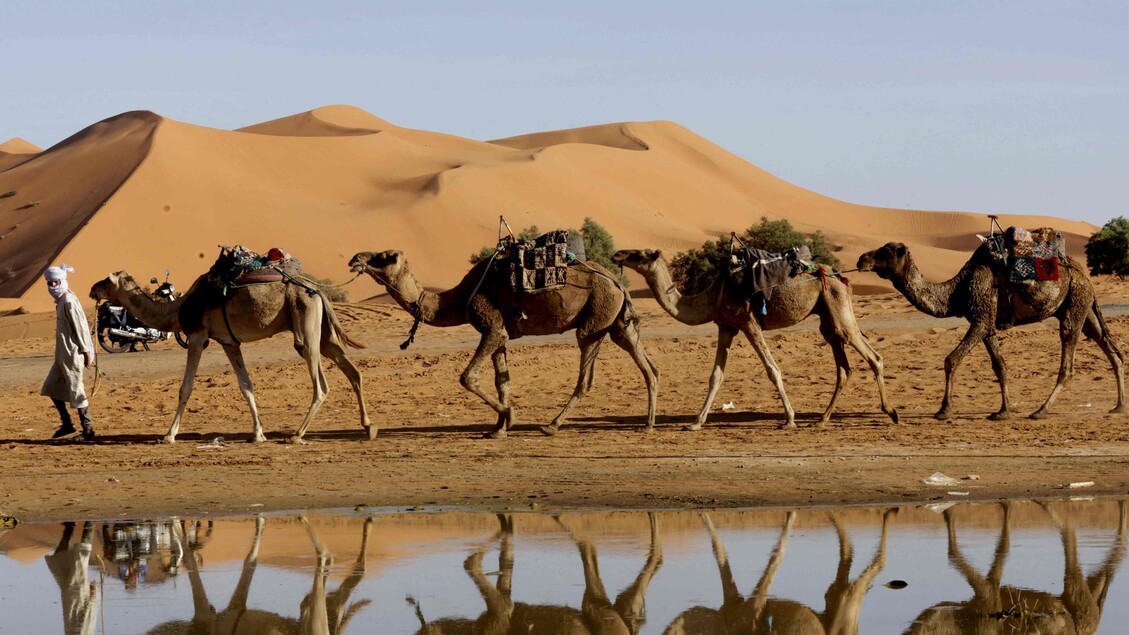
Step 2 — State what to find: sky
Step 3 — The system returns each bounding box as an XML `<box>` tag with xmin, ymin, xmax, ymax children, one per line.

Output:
<box><xmin>3</xmin><ymin>0</ymin><xmax>1127</xmax><ymax>226</ymax></box>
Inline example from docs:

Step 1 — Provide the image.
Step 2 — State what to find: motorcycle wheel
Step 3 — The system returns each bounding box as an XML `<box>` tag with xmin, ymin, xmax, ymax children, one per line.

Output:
<box><xmin>98</xmin><ymin>326</ymin><xmax>132</xmax><ymax>354</ymax></box>
<box><xmin>174</xmin><ymin>331</ymin><xmax>189</xmax><ymax>349</ymax></box>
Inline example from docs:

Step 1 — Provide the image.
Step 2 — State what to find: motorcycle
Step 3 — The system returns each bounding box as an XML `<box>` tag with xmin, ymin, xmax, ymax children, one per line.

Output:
<box><xmin>96</xmin><ymin>270</ymin><xmax>189</xmax><ymax>353</ymax></box>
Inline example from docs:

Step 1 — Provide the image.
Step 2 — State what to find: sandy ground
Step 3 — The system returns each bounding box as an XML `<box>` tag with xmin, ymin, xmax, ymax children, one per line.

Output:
<box><xmin>2</xmin><ymin>285</ymin><xmax>1129</xmax><ymax>523</ymax></box>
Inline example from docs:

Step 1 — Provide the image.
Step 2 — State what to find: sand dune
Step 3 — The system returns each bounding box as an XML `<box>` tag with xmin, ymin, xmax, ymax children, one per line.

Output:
<box><xmin>0</xmin><ymin>105</ymin><xmax>1100</xmax><ymax>314</ymax></box>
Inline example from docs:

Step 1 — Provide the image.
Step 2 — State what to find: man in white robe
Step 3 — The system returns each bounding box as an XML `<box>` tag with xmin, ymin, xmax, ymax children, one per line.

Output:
<box><xmin>40</xmin><ymin>264</ymin><xmax>96</xmax><ymax>440</ymax></box>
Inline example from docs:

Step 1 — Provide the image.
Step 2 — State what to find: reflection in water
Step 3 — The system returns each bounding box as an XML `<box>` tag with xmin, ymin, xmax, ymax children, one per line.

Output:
<box><xmin>0</xmin><ymin>500</ymin><xmax>1126</xmax><ymax>634</ymax></box>
<box><xmin>412</xmin><ymin>512</ymin><xmax>663</xmax><ymax>634</ymax></box>
<box><xmin>905</xmin><ymin>501</ymin><xmax>1127</xmax><ymax>634</ymax></box>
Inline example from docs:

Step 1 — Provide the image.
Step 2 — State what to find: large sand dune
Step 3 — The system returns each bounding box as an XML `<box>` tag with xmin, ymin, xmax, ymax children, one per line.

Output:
<box><xmin>0</xmin><ymin>104</ymin><xmax>1099</xmax><ymax>313</ymax></box>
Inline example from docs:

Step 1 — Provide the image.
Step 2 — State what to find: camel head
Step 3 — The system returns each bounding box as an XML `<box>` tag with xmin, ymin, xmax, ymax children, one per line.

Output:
<box><xmin>611</xmin><ymin>249</ymin><xmax>663</xmax><ymax>273</ymax></box>
<box><xmin>89</xmin><ymin>271</ymin><xmax>134</xmax><ymax>302</ymax></box>
<box><xmin>349</xmin><ymin>250</ymin><xmax>404</xmax><ymax>286</ymax></box>
<box><xmin>856</xmin><ymin>243</ymin><xmax>909</xmax><ymax>281</ymax></box>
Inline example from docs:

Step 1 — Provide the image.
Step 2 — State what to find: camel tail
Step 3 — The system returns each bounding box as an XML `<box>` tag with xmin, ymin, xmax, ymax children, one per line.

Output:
<box><xmin>321</xmin><ymin>293</ymin><xmax>366</xmax><ymax>349</ymax></box>
<box><xmin>1093</xmin><ymin>297</ymin><xmax>1113</xmax><ymax>341</ymax></box>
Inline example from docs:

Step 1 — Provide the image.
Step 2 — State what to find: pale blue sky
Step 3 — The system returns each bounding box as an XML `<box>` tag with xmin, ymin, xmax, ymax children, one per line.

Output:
<box><xmin>3</xmin><ymin>1</ymin><xmax>1126</xmax><ymax>226</ymax></box>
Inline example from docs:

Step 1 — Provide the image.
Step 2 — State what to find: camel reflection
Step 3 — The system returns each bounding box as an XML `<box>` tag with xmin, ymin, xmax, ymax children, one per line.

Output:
<box><xmin>412</xmin><ymin>512</ymin><xmax>663</xmax><ymax>634</ymax></box>
<box><xmin>147</xmin><ymin>515</ymin><xmax>372</xmax><ymax>634</ymax></box>
<box><xmin>664</xmin><ymin>509</ymin><xmax>894</xmax><ymax>635</ymax></box>
<box><xmin>45</xmin><ymin>521</ymin><xmax>100</xmax><ymax>635</ymax></box>
<box><xmin>904</xmin><ymin>500</ymin><xmax>1127</xmax><ymax>634</ymax></box>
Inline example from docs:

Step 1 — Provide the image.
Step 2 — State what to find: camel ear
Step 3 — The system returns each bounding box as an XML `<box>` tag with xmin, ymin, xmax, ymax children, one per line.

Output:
<box><xmin>648</xmin><ymin>250</ymin><xmax>661</xmax><ymax>261</ymax></box>
<box><xmin>894</xmin><ymin>244</ymin><xmax>907</xmax><ymax>258</ymax></box>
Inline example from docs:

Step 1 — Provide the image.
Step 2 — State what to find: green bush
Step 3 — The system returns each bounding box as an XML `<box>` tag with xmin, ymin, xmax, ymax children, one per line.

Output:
<box><xmin>1085</xmin><ymin>216</ymin><xmax>1129</xmax><ymax>277</ymax></box>
<box><xmin>670</xmin><ymin>216</ymin><xmax>840</xmax><ymax>294</ymax></box>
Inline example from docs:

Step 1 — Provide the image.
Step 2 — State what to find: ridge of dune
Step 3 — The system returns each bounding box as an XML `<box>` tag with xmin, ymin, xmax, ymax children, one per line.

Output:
<box><xmin>0</xmin><ymin>137</ymin><xmax>43</xmax><ymax>154</ymax></box>
<box><xmin>491</xmin><ymin>121</ymin><xmax>651</xmax><ymax>152</ymax></box>
<box><xmin>0</xmin><ymin>106</ymin><xmax>1104</xmax><ymax>316</ymax></box>
<box><xmin>237</xmin><ymin>104</ymin><xmax>387</xmax><ymax>137</ymax></box>
<box><xmin>0</xmin><ymin>111</ymin><xmax>161</xmax><ymax>305</ymax></box>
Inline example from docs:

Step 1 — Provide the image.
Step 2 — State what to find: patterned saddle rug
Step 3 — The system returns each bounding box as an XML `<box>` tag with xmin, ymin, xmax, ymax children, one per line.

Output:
<box><xmin>1003</xmin><ymin>227</ymin><xmax>1064</xmax><ymax>282</ymax></box>
<box><xmin>499</xmin><ymin>229</ymin><xmax>581</xmax><ymax>293</ymax></box>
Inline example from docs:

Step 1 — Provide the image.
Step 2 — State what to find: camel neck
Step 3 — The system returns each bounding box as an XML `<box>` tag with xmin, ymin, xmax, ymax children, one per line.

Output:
<box><xmin>382</xmin><ymin>264</ymin><xmax>468</xmax><ymax>328</ymax></box>
<box><xmin>891</xmin><ymin>253</ymin><xmax>967</xmax><ymax>318</ymax></box>
<box><xmin>112</xmin><ymin>277</ymin><xmax>183</xmax><ymax>332</ymax></box>
<box><xmin>642</xmin><ymin>259</ymin><xmax>718</xmax><ymax>325</ymax></box>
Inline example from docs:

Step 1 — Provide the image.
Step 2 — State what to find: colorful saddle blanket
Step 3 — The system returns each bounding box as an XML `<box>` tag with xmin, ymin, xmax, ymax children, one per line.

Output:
<box><xmin>1004</xmin><ymin>227</ymin><xmax>1064</xmax><ymax>282</ymax></box>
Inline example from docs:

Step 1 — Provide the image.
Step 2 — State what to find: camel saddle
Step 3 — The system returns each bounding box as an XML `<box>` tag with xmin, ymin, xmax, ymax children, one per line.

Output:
<box><xmin>498</xmin><ymin>229</ymin><xmax>576</xmax><ymax>293</ymax></box>
<box><xmin>208</xmin><ymin>245</ymin><xmax>303</xmax><ymax>288</ymax></box>
<box><xmin>1000</xmin><ymin>227</ymin><xmax>1064</xmax><ymax>282</ymax></box>
<box><xmin>728</xmin><ymin>244</ymin><xmax>815</xmax><ymax>302</ymax></box>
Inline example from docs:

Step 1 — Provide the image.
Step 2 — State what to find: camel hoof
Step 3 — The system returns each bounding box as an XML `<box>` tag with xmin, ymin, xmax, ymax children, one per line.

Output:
<box><xmin>1029</xmin><ymin>410</ymin><xmax>1048</xmax><ymax>420</ymax></box>
<box><xmin>988</xmin><ymin>411</ymin><xmax>1011</xmax><ymax>421</ymax></box>
<box><xmin>811</xmin><ymin>420</ymin><xmax>828</xmax><ymax>429</ymax></box>
<box><xmin>286</xmin><ymin>435</ymin><xmax>308</xmax><ymax>445</ymax></box>
<box><xmin>366</xmin><ymin>426</ymin><xmax>379</xmax><ymax>440</ymax></box>
<box><xmin>641</xmin><ymin>425</ymin><xmax>655</xmax><ymax>434</ymax></box>
<box><xmin>684</xmin><ymin>422</ymin><xmax>704</xmax><ymax>431</ymax></box>
<box><xmin>1110</xmin><ymin>405</ymin><xmax>1126</xmax><ymax>414</ymax></box>
<box><xmin>933</xmin><ymin>410</ymin><xmax>952</xmax><ymax>421</ymax></box>
<box><xmin>483</xmin><ymin>428</ymin><xmax>507</xmax><ymax>439</ymax></box>
<box><xmin>538</xmin><ymin>424</ymin><xmax>559</xmax><ymax>436</ymax></box>
<box><xmin>160</xmin><ymin>436</ymin><xmax>176</xmax><ymax>444</ymax></box>
<box><xmin>889</xmin><ymin>409</ymin><xmax>900</xmax><ymax>424</ymax></box>
<box><xmin>778</xmin><ymin>422</ymin><xmax>797</xmax><ymax>430</ymax></box>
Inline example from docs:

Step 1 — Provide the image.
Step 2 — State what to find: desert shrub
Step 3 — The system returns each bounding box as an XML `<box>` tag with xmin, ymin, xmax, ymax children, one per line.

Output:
<box><xmin>1085</xmin><ymin>216</ymin><xmax>1129</xmax><ymax>277</ymax></box>
<box><xmin>309</xmin><ymin>276</ymin><xmax>349</xmax><ymax>302</ymax></box>
<box><xmin>670</xmin><ymin>216</ymin><xmax>840</xmax><ymax>294</ymax></box>
<box><xmin>0</xmin><ymin>191</ymin><xmax>15</xmax><ymax>199</ymax></box>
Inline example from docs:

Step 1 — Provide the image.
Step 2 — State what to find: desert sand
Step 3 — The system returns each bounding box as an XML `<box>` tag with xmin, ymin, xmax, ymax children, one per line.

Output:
<box><xmin>1</xmin><ymin>107</ymin><xmax>1127</xmax><ymax>523</ymax></box>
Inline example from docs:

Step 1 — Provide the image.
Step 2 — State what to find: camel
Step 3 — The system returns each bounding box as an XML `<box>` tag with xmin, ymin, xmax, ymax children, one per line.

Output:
<box><xmin>663</xmin><ymin>509</ymin><xmax>892</xmax><ymax>635</ymax></box>
<box><xmin>349</xmin><ymin>250</ymin><xmax>658</xmax><ymax>437</ymax></box>
<box><xmin>611</xmin><ymin>249</ymin><xmax>898</xmax><ymax>429</ymax></box>
<box><xmin>147</xmin><ymin>515</ymin><xmax>374</xmax><ymax>635</ymax></box>
<box><xmin>903</xmin><ymin>500</ymin><xmax>1127</xmax><ymax>634</ymax></box>
<box><xmin>89</xmin><ymin>270</ymin><xmax>370</xmax><ymax>443</ymax></box>
<box><xmin>857</xmin><ymin>241</ymin><xmax>1125</xmax><ymax>420</ymax></box>
<box><xmin>411</xmin><ymin>512</ymin><xmax>662</xmax><ymax>634</ymax></box>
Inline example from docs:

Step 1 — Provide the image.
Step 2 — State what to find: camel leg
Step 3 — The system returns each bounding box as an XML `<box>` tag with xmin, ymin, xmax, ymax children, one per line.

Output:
<box><xmin>1030</xmin><ymin>315</ymin><xmax>1085</xmax><ymax>419</ymax></box>
<box><xmin>815</xmin><ymin>333</ymin><xmax>851</xmax><ymax>429</ymax></box>
<box><xmin>740</xmin><ymin>323</ymin><xmax>796</xmax><ymax>429</ymax></box>
<box><xmin>299</xmin><ymin>515</ymin><xmax>332</xmax><ymax>633</ymax></box>
<box><xmin>936</xmin><ymin>322</ymin><xmax>992</xmax><ymax>420</ymax></box>
<box><xmin>843</xmin><ymin>327</ymin><xmax>900</xmax><ymax>425</ymax></box>
<box><xmin>289</xmin><ymin>337</ymin><xmax>330</xmax><ymax>444</ymax></box>
<box><xmin>220</xmin><ymin>344</ymin><xmax>268</xmax><ymax>443</ymax></box>
<box><xmin>321</xmin><ymin>337</ymin><xmax>373</xmax><ymax>439</ymax></box>
<box><xmin>165</xmin><ymin>335</ymin><xmax>207</xmax><ymax>444</ymax></box>
<box><xmin>492</xmin><ymin>345</ymin><xmax>514</xmax><ymax>432</ymax></box>
<box><xmin>609</xmin><ymin>317</ymin><xmax>660</xmax><ymax>431</ymax></box>
<box><xmin>983</xmin><ymin>334</ymin><xmax>1013</xmax><ymax>420</ymax></box>
<box><xmin>541</xmin><ymin>333</ymin><xmax>605</xmax><ymax>435</ymax></box>
<box><xmin>461</xmin><ymin>332</ymin><xmax>511</xmax><ymax>439</ymax></box>
<box><xmin>612</xmin><ymin>512</ymin><xmax>663</xmax><ymax>625</ymax></box>
<box><xmin>689</xmin><ymin>326</ymin><xmax>737</xmax><ymax>431</ymax></box>
<box><xmin>1082</xmin><ymin>306</ymin><xmax>1126</xmax><ymax>414</ymax></box>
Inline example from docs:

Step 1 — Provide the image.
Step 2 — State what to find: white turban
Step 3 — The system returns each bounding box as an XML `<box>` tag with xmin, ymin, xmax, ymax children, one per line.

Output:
<box><xmin>44</xmin><ymin>264</ymin><xmax>74</xmax><ymax>299</ymax></box>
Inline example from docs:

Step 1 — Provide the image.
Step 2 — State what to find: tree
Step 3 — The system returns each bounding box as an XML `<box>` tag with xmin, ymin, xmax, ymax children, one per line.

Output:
<box><xmin>579</xmin><ymin>217</ymin><xmax>627</xmax><ymax>285</ymax></box>
<box><xmin>670</xmin><ymin>216</ymin><xmax>841</xmax><ymax>294</ymax></box>
<box><xmin>1085</xmin><ymin>216</ymin><xmax>1129</xmax><ymax>277</ymax></box>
